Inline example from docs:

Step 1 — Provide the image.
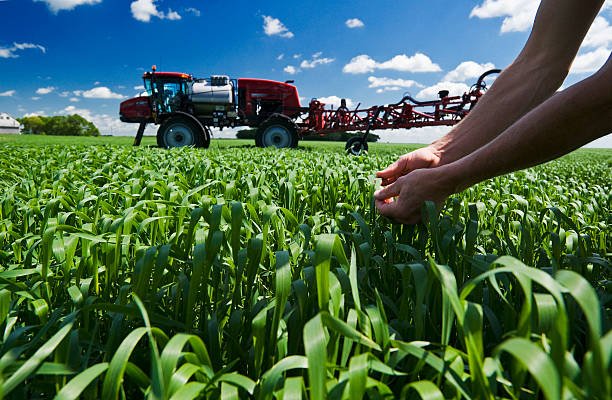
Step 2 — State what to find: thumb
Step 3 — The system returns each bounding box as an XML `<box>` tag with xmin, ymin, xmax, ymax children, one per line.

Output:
<box><xmin>376</xmin><ymin>158</ymin><xmax>406</xmax><ymax>179</ymax></box>
<box><xmin>374</xmin><ymin>181</ymin><xmax>401</xmax><ymax>200</ymax></box>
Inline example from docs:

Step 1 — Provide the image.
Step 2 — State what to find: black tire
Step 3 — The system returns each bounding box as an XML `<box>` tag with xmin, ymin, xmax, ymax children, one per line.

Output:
<box><xmin>256</xmin><ymin>118</ymin><xmax>298</xmax><ymax>149</ymax></box>
<box><xmin>345</xmin><ymin>136</ymin><xmax>368</xmax><ymax>156</ymax></box>
<box><xmin>201</xmin><ymin>126</ymin><xmax>211</xmax><ymax>149</ymax></box>
<box><xmin>157</xmin><ymin>117</ymin><xmax>205</xmax><ymax>148</ymax></box>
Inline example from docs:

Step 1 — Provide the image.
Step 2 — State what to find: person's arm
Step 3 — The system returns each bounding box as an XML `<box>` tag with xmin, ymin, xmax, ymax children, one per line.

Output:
<box><xmin>377</xmin><ymin>0</ymin><xmax>606</xmax><ymax>184</ymax></box>
<box><xmin>374</xmin><ymin>55</ymin><xmax>612</xmax><ymax>224</ymax></box>
<box><xmin>445</xmin><ymin>54</ymin><xmax>612</xmax><ymax>193</ymax></box>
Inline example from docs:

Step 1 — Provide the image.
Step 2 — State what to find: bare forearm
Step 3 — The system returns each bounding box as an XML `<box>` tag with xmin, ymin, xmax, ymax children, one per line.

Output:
<box><xmin>431</xmin><ymin>0</ymin><xmax>605</xmax><ymax>165</ymax></box>
<box><xmin>443</xmin><ymin>70</ymin><xmax>612</xmax><ymax>193</ymax></box>
<box><xmin>432</xmin><ymin>59</ymin><xmax>567</xmax><ymax>164</ymax></box>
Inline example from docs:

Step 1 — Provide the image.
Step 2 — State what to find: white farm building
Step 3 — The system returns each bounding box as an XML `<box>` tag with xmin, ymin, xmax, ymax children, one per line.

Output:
<box><xmin>0</xmin><ymin>113</ymin><xmax>21</xmax><ymax>134</ymax></box>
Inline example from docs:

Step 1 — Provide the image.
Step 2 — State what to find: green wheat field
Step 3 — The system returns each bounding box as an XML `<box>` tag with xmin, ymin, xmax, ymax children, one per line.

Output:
<box><xmin>0</xmin><ymin>134</ymin><xmax>610</xmax><ymax>399</ymax></box>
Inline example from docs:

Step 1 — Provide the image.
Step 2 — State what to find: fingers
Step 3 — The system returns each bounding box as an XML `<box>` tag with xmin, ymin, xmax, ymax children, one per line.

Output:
<box><xmin>374</xmin><ymin>181</ymin><xmax>400</xmax><ymax>201</ymax></box>
<box><xmin>375</xmin><ymin>198</ymin><xmax>421</xmax><ymax>224</ymax></box>
<box><xmin>381</xmin><ymin>176</ymin><xmax>396</xmax><ymax>187</ymax></box>
<box><xmin>376</xmin><ymin>157</ymin><xmax>407</xmax><ymax>179</ymax></box>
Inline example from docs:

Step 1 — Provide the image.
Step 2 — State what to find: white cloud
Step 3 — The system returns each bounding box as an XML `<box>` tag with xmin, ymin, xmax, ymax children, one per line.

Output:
<box><xmin>293</xmin><ymin>54</ymin><xmax>302</xmax><ymax>59</ymax></box>
<box><xmin>35</xmin><ymin>0</ymin><xmax>101</xmax><ymax>13</ymax></box>
<box><xmin>130</xmin><ymin>0</ymin><xmax>181</xmax><ymax>22</ymax></box>
<box><xmin>0</xmin><ymin>42</ymin><xmax>46</xmax><ymax>58</ymax></box>
<box><xmin>300</xmin><ymin>53</ymin><xmax>335</xmax><ymax>69</ymax></box>
<box><xmin>375</xmin><ymin>87</ymin><xmax>403</xmax><ymax>93</ymax></box>
<box><xmin>377</xmin><ymin>126</ymin><xmax>451</xmax><ymax>144</ymax></box>
<box><xmin>367</xmin><ymin>76</ymin><xmax>422</xmax><ymax>92</ymax></box>
<box><xmin>582</xmin><ymin>16</ymin><xmax>612</xmax><ymax>49</ymax></box>
<box><xmin>60</xmin><ymin>106</ymin><xmax>143</xmax><ymax>135</ymax></box>
<box><xmin>470</xmin><ymin>0</ymin><xmax>538</xmax><ymax>33</ymax></box>
<box><xmin>284</xmin><ymin>65</ymin><xmax>298</xmax><ymax>75</ymax></box>
<box><xmin>185</xmin><ymin>7</ymin><xmax>201</xmax><ymax>17</ymax></box>
<box><xmin>315</xmin><ymin>96</ymin><xmax>355</xmax><ymax>109</ymax></box>
<box><xmin>36</xmin><ymin>86</ymin><xmax>56</xmax><ymax>95</ymax></box>
<box><xmin>471</xmin><ymin>0</ymin><xmax>612</xmax><ymax>35</ymax></box>
<box><xmin>63</xmin><ymin>105</ymin><xmax>93</xmax><ymax>120</ymax></box>
<box><xmin>134</xmin><ymin>85</ymin><xmax>145</xmax><ymax>91</ymax></box>
<box><xmin>346</xmin><ymin>18</ymin><xmax>364</xmax><ymax>28</ymax></box>
<box><xmin>31</xmin><ymin>97</ymin><xmax>41</xmax><ymax>101</ymax></box>
<box><xmin>24</xmin><ymin>111</ymin><xmax>47</xmax><ymax>117</ymax></box>
<box><xmin>569</xmin><ymin>47</ymin><xmax>611</xmax><ymax>74</ymax></box>
<box><xmin>69</xmin><ymin>97</ymin><xmax>80</xmax><ymax>102</ymax></box>
<box><xmin>80</xmin><ymin>86</ymin><xmax>126</xmax><ymax>99</ymax></box>
<box><xmin>131</xmin><ymin>0</ymin><xmax>160</xmax><ymax>22</ymax></box>
<box><xmin>277</xmin><ymin>54</ymin><xmax>284</xmax><ymax>61</ymax></box>
<box><xmin>416</xmin><ymin>82</ymin><xmax>470</xmax><ymax>100</ymax></box>
<box><xmin>0</xmin><ymin>90</ymin><xmax>16</xmax><ymax>97</ymax></box>
<box><xmin>443</xmin><ymin>61</ymin><xmax>496</xmax><ymax>82</ymax></box>
<box><xmin>379</xmin><ymin>54</ymin><xmax>442</xmax><ymax>72</ymax></box>
<box><xmin>263</xmin><ymin>16</ymin><xmax>294</xmax><ymax>38</ymax></box>
<box><xmin>342</xmin><ymin>55</ymin><xmax>378</xmax><ymax>74</ymax></box>
<box><xmin>343</xmin><ymin>53</ymin><xmax>441</xmax><ymax>74</ymax></box>
<box><xmin>165</xmin><ymin>9</ymin><xmax>181</xmax><ymax>20</ymax></box>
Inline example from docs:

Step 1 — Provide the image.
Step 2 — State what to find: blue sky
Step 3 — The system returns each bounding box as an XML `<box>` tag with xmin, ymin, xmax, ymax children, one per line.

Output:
<box><xmin>1</xmin><ymin>0</ymin><xmax>610</xmax><ymax>145</ymax></box>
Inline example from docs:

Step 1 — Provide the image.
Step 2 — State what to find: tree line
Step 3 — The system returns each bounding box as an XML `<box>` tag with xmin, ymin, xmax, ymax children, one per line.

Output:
<box><xmin>18</xmin><ymin>115</ymin><xmax>100</xmax><ymax>136</ymax></box>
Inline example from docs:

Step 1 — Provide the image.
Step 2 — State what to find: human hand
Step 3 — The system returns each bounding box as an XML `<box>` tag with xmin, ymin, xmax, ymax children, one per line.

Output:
<box><xmin>376</xmin><ymin>146</ymin><xmax>442</xmax><ymax>186</ymax></box>
<box><xmin>374</xmin><ymin>168</ymin><xmax>453</xmax><ymax>224</ymax></box>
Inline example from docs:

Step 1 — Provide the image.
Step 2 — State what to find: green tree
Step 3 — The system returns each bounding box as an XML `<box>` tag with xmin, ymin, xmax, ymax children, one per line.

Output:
<box><xmin>17</xmin><ymin>115</ymin><xmax>100</xmax><ymax>136</ymax></box>
<box><xmin>18</xmin><ymin>116</ymin><xmax>46</xmax><ymax>135</ymax></box>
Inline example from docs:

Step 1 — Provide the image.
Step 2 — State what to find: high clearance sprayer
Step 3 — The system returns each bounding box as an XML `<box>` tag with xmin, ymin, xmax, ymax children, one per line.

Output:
<box><xmin>120</xmin><ymin>66</ymin><xmax>500</xmax><ymax>155</ymax></box>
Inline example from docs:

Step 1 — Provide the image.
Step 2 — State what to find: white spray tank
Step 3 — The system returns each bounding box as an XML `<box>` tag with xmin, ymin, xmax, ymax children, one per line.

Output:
<box><xmin>190</xmin><ymin>75</ymin><xmax>233</xmax><ymax>104</ymax></box>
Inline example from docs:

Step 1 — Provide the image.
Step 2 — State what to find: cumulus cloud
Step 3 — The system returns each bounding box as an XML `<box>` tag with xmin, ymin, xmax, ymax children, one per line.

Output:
<box><xmin>131</xmin><ymin>0</ymin><xmax>181</xmax><ymax>22</ymax></box>
<box><xmin>36</xmin><ymin>86</ymin><xmax>56</xmax><ymax>95</ymax></box>
<box><xmin>165</xmin><ymin>10</ymin><xmax>181</xmax><ymax>20</ymax></box>
<box><xmin>24</xmin><ymin>111</ymin><xmax>47</xmax><ymax>117</ymax></box>
<box><xmin>61</xmin><ymin>106</ymin><xmax>139</xmax><ymax>135</ymax></box>
<box><xmin>342</xmin><ymin>55</ymin><xmax>377</xmax><ymax>74</ymax></box>
<box><xmin>315</xmin><ymin>96</ymin><xmax>355</xmax><ymax>109</ymax></box>
<box><xmin>343</xmin><ymin>53</ymin><xmax>441</xmax><ymax>74</ymax></box>
<box><xmin>284</xmin><ymin>65</ymin><xmax>298</xmax><ymax>75</ymax></box>
<box><xmin>0</xmin><ymin>42</ymin><xmax>46</xmax><ymax>58</ymax></box>
<box><xmin>284</xmin><ymin>53</ymin><xmax>334</xmax><ymax>74</ymax></box>
<box><xmin>263</xmin><ymin>16</ymin><xmax>294</xmax><ymax>38</ymax></box>
<box><xmin>377</xmin><ymin>126</ymin><xmax>451</xmax><ymax>144</ymax></box>
<box><xmin>79</xmin><ymin>86</ymin><xmax>126</xmax><ymax>99</ymax></box>
<box><xmin>416</xmin><ymin>82</ymin><xmax>470</xmax><ymax>100</ymax></box>
<box><xmin>300</xmin><ymin>52</ymin><xmax>335</xmax><ymax>69</ymax></box>
<box><xmin>63</xmin><ymin>105</ymin><xmax>94</xmax><ymax>120</ymax></box>
<box><xmin>345</xmin><ymin>18</ymin><xmax>364</xmax><ymax>28</ymax></box>
<box><xmin>368</xmin><ymin>77</ymin><xmax>422</xmax><ymax>94</ymax></box>
<box><xmin>0</xmin><ymin>90</ymin><xmax>16</xmax><ymax>97</ymax></box>
<box><xmin>471</xmin><ymin>0</ymin><xmax>612</xmax><ymax>36</ymax></box>
<box><xmin>570</xmin><ymin>47</ymin><xmax>611</xmax><ymax>74</ymax></box>
<box><xmin>470</xmin><ymin>0</ymin><xmax>538</xmax><ymax>33</ymax></box>
<box><xmin>443</xmin><ymin>61</ymin><xmax>496</xmax><ymax>82</ymax></box>
<box><xmin>582</xmin><ymin>16</ymin><xmax>612</xmax><ymax>49</ymax></box>
<box><xmin>35</xmin><ymin>0</ymin><xmax>101</xmax><ymax>13</ymax></box>
<box><xmin>184</xmin><ymin>7</ymin><xmax>201</xmax><ymax>17</ymax></box>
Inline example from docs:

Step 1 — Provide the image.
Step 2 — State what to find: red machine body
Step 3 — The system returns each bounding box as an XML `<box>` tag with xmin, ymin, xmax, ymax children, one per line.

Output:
<box><xmin>120</xmin><ymin>67</ymin><xmax>500</xmax><ymax>152</ymax></box>
<box><xmin>237</xmin><ymin>78</ymin><xmax>302</xmax><ymax>125</ymax></box>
